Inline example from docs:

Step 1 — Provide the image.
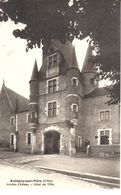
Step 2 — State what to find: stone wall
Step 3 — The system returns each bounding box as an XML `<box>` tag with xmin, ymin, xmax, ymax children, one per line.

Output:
<box><xmin>81</xmin><ymin>95</ymin><xmax>120</xmax><ymax>145</ymax></box>
<box><xmin>90</xmin><ymin>144</ymin><xmax>120</xmax><ymax>158</ymax></box>
<box><xmin>17</xmin><ymin>112</ymin><xmax>31</xmax><ymax>153</ymax></box>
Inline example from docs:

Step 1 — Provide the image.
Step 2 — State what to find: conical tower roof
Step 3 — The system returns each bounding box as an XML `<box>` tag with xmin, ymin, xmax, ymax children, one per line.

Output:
<box><xmin>67</xmin><ymin>45</ymin><xmax>79</xmax><ymax>69</ymax></box>
<box><xmin>30</xmin><ymin>59</ymin><xmax>38</xmax><ymax>82</ymax></box>
<box><xmin>81</xmin><ymin>43</ymin><xmax>94</xmax><ymax>73</ymax></box>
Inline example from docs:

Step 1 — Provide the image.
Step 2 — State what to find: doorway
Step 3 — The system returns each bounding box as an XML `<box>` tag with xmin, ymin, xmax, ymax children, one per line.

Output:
<box><xmin>44</xmin><ymin>131</ymin><xmax>60</xmax><ymax>154</ymax></box>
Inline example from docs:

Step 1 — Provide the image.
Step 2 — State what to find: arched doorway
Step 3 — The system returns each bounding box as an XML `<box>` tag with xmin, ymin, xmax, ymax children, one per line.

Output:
<box><xmin>44</xmin><ymin>131</ymin><xmax>60</xmax><ymax>154</ymax></box>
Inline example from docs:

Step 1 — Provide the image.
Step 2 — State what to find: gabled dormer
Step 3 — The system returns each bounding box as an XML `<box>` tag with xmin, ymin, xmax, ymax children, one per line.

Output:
<box><xmin>46</xmin><ymin>50</ymin><xmax>61</xmax><ymax>78</ymax></box>
<box><xmin>39</xmin><ymin>39</ymin><xmax>80</xmax><ymax>81</ymax></box>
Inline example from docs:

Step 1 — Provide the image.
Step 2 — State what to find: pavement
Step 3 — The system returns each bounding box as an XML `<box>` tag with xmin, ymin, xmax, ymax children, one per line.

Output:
<box><xmin>0</xmin><ymin>150</ymin><xmax>120</xmax><ymax>188</ymax></box>
<box><xmin>0</xmin><ymin>164</ymin><xmax>111</xmax><ymax>189</ymax></box>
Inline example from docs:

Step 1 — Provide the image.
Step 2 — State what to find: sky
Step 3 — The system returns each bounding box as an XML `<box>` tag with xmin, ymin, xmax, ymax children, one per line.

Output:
<box><xmin>0</xmin><ymin>20</ymin><xmax>90</xmax><ymax>98</ymax></box>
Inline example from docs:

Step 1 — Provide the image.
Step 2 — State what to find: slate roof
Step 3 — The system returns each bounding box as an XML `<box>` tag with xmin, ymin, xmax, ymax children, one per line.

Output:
<box><xmin>1</xmin><ymin>84</ymin><xmax>29</xmax><ymax>113</ymax></box>
<box><xmin>30</xmin><ymin>59</ymin><xmax>39</xmax><ymax>82</ymax></box>
<box><xmin>38</xmin><ymin>40</ymin><xmax>80</xmax><ymax>80</ymax></box>
<box><xmin>81</xmin><ymin>44</ymin><xmax>95</xmax><ymax>73</ymax></box>
<box><xmin>84</xmin><ymin>87</ymin><xmax>109</xmax><ymax>98</ymax></box>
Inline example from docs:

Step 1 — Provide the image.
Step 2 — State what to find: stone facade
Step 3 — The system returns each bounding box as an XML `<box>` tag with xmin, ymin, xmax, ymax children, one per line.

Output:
<box><xmin>0</xmin><ymin>40</ymin><xmax>120</xmax><ymax>157</ymax></box>
<box><xmin>0</xmin><ymin>83</ymin><xmax>29</xmax><ymax>152</ymax></box>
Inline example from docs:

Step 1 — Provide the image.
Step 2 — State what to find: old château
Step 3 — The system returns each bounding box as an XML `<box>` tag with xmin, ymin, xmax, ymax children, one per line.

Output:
<box><xmin>0</xmin><ymin>40</ymin><xmax>120</xmax><ymax>158</ymax></box>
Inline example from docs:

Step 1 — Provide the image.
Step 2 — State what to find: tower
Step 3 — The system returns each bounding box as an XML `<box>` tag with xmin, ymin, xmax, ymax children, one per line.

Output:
<box><xmin>65</xmin><ymin>45</ymin><xmax>83</xmax><ymax>154</ymax></box>
<box><xmin>28</xmin><ymin>39</ymin><xmax>98</xmax><ymax>155</ymax></box>
<box><xmin>36</xmin><ymin>40</ymin><xmax>84</xmax><ymax>155</ymax></box>
<box><xmin>29</xmin><ymin>60</ymin><xmax>39</xmax><ymax>154</ymax></box>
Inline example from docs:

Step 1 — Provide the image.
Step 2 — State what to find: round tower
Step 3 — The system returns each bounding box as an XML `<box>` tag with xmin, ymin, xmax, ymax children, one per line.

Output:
<box><xmin>29</xmin><ymin>60</ymin><xmax>39</xmax><ymax>154</ymax></box>
<box><xmin>65</xmin><ymin>45</ymin><xmax>82</xmax><ymax>155</ymax></box>
<box><xmin>66</xmin><ymin>46</ymin><xmax>80</xmax><ymax>122</ymax></box>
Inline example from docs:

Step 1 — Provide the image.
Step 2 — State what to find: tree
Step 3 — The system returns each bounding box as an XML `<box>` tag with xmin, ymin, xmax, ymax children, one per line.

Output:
<box><xmin>0</xmin><ymin>0</ymin><xmax>120</xmax><ymax>104</ymax></box>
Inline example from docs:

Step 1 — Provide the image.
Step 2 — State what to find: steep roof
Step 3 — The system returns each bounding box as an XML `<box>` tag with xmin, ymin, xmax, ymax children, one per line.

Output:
<box><xmin>39</xmin><ymin>40</ymin><xmax>80</xmax><ymax>79</ymax></box>
<box><xmin>1</xmin><ymin>83</ymin><xmax>29</xmax><ymax>113</ymax></box>
<box><xmin>81</xmin><ymin>44</ymin><xmax>94</xmax><ymax>73</ymax></box>
<box><xmin>30</xmin><ymin>59</ymin><xmax>39</xmax><ymax>82</ymax></box>
<box><xmin>51</xmin><ymin>40</ymin><xmax>79</xmax><ymax>70</ymax></box>
<box><xmin>68</xmin><ymin>46</ymin><xmax>79</xmax><ymax>69</ymax></box>
<box><xmin>84</xmin><ymin>87</ymin><xmax>109</xmax><ymax>98</ymax></box>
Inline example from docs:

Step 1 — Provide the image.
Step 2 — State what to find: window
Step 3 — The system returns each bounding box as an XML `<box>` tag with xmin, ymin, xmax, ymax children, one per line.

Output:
<box><xmin>100</xmin><ymin>130</ymin><xmax>109</xmax><ymax>145</ymax></box>
<box><xmin>100</xmin><ymin>110</ymin><xmax>110</xmax><ymax>121</ymax></box>
<box><xmin>48</xmin><ymin>101</ymin><xmax>57</xmax><ymax>117</ymax></box>
<box><xmin>48</xmin><ymin>53</ymin><xmax>58</xmax><ymax>69</ymax></box>
<box><xmin>10</xmin><ymin>134</ymin><xmax>14</xmax><ymax>146</ymax></box>
<box><xmin>78</xmin><ymin>136</ymin><xmax>82</xmax><ymax>148</ymax></box>
<box><xmin>90</xmin><ymin>78</ymin><xmax>95</xmax><ymax>84</ymax></box>
<box><xmin>48</xmin><ymin>79</ymin><xmax>57</xmax><ymax>93</ymax></box>
<box><xmin>72</xmin><ymin>77</ymin><xmax>78</xmax><ymax>86</ymax></box>
<box><xmin>31</xmin><ymin>112</ymin><xmax>37</xmax><ymax>119</ymax></box>
<box><xmin>97</xmin><ymin>129</ymin><xmax>112</xmax><ymax>145</ymax></box>
<box><xmin>105</xmin><ymin>111</ymin><xmax>110</xmax><ymax>120</ymax></box>
<box><xmin>26</xmin><ymin>114</ymin><xmax>30</xmax><ymax>122</ymax></box>
<box><xmin>46</xmin><ymin>53</ymin><xmax>60</xmax><ymax>78</ymax></box>
<box><xmin>71</xmin><ymin>104</ymin><xmax>78</xmax><ymax>112</ymax></box>
<box><xmin>26</xmin><ymin>132</ymin><xmax>32</xmax><ymax>145</ymax></box>
<box><xmin>90</xmin><ymin>78</ymin><xmax>97</xmax><ymax>85</ymax></box>
<box><xmin>10</xmin><ymin>117</ymin><xmax>14</xmax><ymax>125</ymax></box>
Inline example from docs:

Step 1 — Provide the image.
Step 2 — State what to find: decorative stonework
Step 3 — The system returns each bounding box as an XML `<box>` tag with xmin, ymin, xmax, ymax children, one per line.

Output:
<box><xmin>44</xmin><ymin>125</ymin><xmax>60</xmax><ymax>132</ymax></box>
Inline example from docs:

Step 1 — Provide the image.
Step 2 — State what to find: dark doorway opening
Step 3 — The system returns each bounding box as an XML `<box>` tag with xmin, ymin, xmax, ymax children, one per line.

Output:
<box><xmin>44</xmin><ymin>131</ymin><xmax>60</xmax><ymax>154</ymax></box>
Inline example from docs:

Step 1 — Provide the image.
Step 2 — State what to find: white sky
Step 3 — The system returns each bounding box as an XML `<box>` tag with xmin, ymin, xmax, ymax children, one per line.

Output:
<box><xmin>0</xmin><ymin>20</ymin><xmax>107</xmax><ymax>99</ymax></box>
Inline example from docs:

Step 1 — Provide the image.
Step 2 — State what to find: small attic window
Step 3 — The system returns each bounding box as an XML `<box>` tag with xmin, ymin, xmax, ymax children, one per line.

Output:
<box><xmin>90</xmin><ymin>78</ymin><xmax>95</xmax><ymax>84</ymax></box>
<box><xmin>90</xmin><ymin>78</ymin><xmax>97</xmax><ymax>85</ymax></box>
<box><xmin>47</xmin><ymin>53</ymin><xmax>58</xmax><ymax>69</ymax></box>
<box><xmin>71</xmin><ymin>77</ymin><xmax>78</xmax><ymax>86</ymax></box>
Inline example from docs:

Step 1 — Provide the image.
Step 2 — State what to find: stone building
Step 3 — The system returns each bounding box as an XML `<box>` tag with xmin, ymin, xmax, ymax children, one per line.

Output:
<box><xmin>0</xmin><ymin>82</ymin><xmax>29</xmax><ymax>151</ymax></box>
<box><xmin>0</xmin><ymin>40</ymin><xmax>120</xmax><ymax>157</ymax></box>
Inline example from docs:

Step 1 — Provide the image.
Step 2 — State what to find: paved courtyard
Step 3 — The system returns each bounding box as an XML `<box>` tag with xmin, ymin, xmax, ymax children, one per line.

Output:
<box><xmin>0</xmin><ymin>151</ymin><xmax>119</xmax><ymax>178</ymax></box>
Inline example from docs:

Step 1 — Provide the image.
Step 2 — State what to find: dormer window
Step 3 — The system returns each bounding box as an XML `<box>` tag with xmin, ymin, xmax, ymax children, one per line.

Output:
<box><xmin>90</xmin><ymin>78</ymin><xmax>95</xmax><ymax>84</ymax></box>
<box><xmin>46</xmin><ymin>52</ymin><xmax>60</xmax><ymax>78</ymax></box>
<box><xmin>72</xmin><ymin>77</ymin><xmax>78</xmax><ymax>86</ymax></box>
<box><xmin>90</xmin><ymin>78</ymin><xmax>97</xmax><ymax>85</ymax></box>
<box><xmin>47</xmin><ymin>53</ymin><xmax>58</xmax><ymax>69</ymax></box>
